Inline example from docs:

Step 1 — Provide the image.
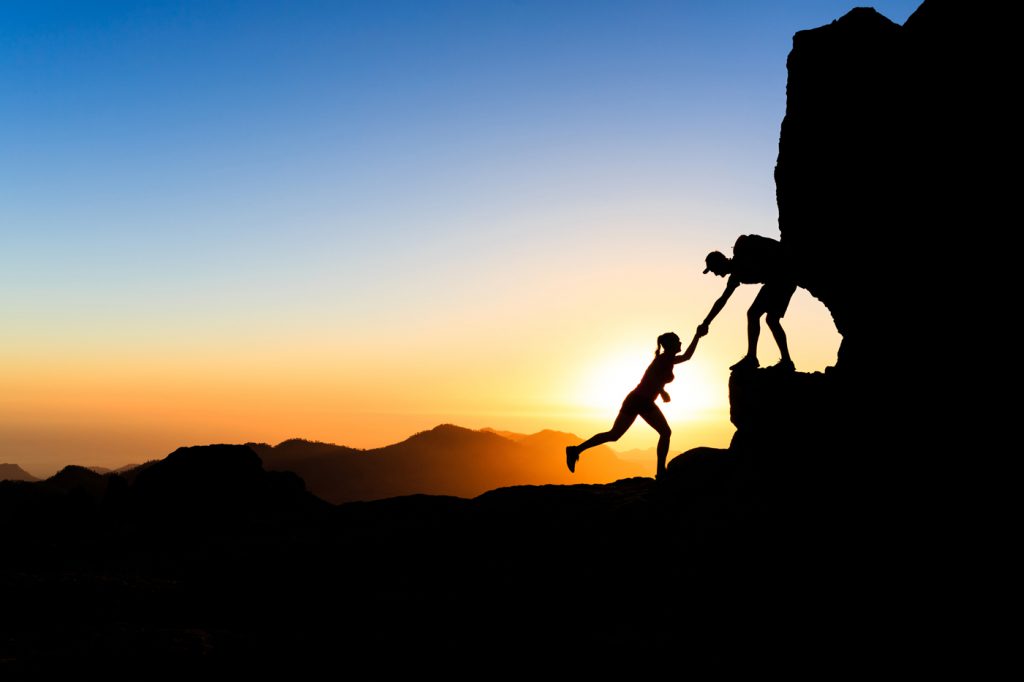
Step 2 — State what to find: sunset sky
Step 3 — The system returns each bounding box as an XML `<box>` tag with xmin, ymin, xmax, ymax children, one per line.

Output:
<box><xmin>2</xmin><ymin>0</ymin><xmax>921</xmax><ymax>475</ymax></box>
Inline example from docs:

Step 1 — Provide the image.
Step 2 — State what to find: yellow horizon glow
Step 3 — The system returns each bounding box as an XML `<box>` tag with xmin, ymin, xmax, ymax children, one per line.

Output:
<box><xmin>1</xmin><ymin>257</ymin><xmax>841</xmax><ymax>478</ymax></box>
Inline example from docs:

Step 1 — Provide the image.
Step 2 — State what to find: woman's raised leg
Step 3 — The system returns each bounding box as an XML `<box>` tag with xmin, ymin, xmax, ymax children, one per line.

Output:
<box><xmin>566</xmin><ymin>400</ymin><xmax>640</xmax><ymax>472</ymax></box>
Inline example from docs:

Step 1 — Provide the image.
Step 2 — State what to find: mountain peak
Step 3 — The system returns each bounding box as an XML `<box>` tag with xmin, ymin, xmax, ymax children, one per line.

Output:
<box><xmin>402</xmin><ymin>423</ymin><xmax>495</xmax><ymax>445</ymax></box>
<box><xmin>0</xmin><ymin>462</ymin><xmax>39</xmax><ymax>482</ymax></box>
<box><xmin>41</xmin><ymin>464</ymin><xmax>111</xmax><ymax>497</ymax></box>
<box><xmin>275</xmin><ymin>437</ymin><xmax>330</xmax><ymax>448</ymax></box>
<box><xmin>425</xmin><ymin>423</ymin><xmax>474</xmax><ymax>436</ymax></box>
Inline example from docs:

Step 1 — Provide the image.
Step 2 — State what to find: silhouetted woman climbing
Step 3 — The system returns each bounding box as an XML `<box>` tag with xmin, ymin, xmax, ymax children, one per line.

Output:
<box><xmin>566</xmin><ymin>329</ymin><xmax>703</xmax><ymax>478</ymax></box>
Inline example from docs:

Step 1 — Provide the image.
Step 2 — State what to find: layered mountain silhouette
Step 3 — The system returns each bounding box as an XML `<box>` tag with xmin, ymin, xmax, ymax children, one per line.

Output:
<box><xmin>249</xmin><ymin>424</ymin><xmax>647</xmax><ymax>503</ymax></box>
<box><xmin>1</xmin><ymin>1</ymin><xmax>993</xmax><ymax>674</ymax></box>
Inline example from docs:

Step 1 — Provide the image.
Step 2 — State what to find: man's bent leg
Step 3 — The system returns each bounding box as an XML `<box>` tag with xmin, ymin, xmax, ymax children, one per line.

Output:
<box><xmin>746</xmin><ymin>304</ymin><xmax>763</xmax><ymax>361</ymax></box>
<box><xmin>764</xmin><ymin>280</ymin><xmax>797</xmax><ymax>369</ymax></box>
<box><xmin>730</xmin><ymin>287</ymin><xmax>770</xmax><ymax>370</ymax></box>
<box><xmin>767</xmin><ymin>315</ymin><xmax>792</xmax><ymax>365</ymax></box>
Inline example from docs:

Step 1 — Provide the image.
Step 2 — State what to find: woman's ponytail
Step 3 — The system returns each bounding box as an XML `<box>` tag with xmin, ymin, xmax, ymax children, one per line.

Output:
<box><xmin>655</xmin><ymin>332</ymin><xmax>680</xmax><ymax>358</ymax></box>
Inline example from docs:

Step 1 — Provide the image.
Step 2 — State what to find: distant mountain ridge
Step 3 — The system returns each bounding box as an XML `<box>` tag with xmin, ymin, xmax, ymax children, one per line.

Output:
<box><xmin>0</xmin><ymin>425</ymin><xmax>648</xmax><ymax>502</ymax></box>
<box><xmin>250</xmin><ymin>424</ymin><xmax>649</xmax><ymax>503</ymax></box>
<box><xmin>0</xmin><ymin>463</ymin><xmax>38</xmax><ymax>482</ymax></box>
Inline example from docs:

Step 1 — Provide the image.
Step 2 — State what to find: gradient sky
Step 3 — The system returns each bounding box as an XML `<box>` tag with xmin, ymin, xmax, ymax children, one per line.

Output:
<box><xmin>2</xmin><ymin>0</ymin><xmax>922</xmax><ymax>475</ymax></box>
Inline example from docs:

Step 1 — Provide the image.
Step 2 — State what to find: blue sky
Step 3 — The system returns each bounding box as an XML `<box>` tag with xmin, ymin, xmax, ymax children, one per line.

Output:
<box><xmin>1</xmin><ymin>1</ymin><xmax>923</xmax><ymax>471</ymax></box>
<box><xmin>2</xmin><ymin>0</ymin><xmax>921</xmax><ymax>338</ymax></box>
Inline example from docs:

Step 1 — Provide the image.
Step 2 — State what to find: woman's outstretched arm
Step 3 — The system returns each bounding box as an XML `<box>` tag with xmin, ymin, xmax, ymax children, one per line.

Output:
<box><xmin>674</xmin><ymin>329</ymin><xmax>705</xmax><ymax>364</ymax></box>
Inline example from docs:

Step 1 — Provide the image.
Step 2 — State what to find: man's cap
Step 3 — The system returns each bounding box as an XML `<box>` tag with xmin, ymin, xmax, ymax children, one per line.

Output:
<box><xmin>703</xmin><ymin>251</ymin><xmax>727</xmax><ymax>274</ymax></box>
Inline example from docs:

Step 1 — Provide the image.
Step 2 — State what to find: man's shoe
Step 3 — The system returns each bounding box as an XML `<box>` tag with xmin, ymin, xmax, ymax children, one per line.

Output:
<box><xmin>770</xmin><ymin>359</ymin><xmax>796</xmax><ymax>372</ymax></box>
<box><xmin>729</xmin><ymin>356</ymin><xmax>760</xmax><ymax>371</ymax></box>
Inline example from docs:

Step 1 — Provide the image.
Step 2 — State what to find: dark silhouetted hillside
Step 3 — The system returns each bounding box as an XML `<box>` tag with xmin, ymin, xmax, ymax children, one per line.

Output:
<box><xmin>252</xmin><ymin>424</ymin><xmax>647</xmax><ymax>503</ymax></box>
<box><xmin>0</xmin><ymin>463</ymin><xmax>38</xmax><ymax>482</ymax></box>
<box><xmin>40</xmin><ymin>464</ymin><xmax>111</xmax><ymax>497</ymax></box>
<box><xmin>122</xmin><ymin>444</ymin><xmax>325</xmax><ymax>524</ymax></box>
<box><xmin>0</xmin><ymin>439</ymin><xmax>768</xmax><ymax>673</ymax></box>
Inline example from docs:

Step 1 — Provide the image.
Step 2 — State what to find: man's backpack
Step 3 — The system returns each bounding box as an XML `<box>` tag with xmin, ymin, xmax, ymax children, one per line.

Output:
<box><xmin>732</xmin><ymin>234</ymin><xmax>781</xmax><ymax>282</ymax></box>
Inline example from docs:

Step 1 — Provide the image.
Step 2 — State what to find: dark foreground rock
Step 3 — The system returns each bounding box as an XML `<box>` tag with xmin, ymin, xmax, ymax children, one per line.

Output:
<box><xmin>2</xmin><ymin>441</ymin><xmax>860</xmax><ymax>675</ymax></box>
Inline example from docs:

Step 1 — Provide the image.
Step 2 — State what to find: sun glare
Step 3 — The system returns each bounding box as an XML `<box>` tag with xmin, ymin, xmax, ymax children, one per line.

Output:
<box><xmin>576</xmin><ymin>348</ymin><xmax>721</xmax><ymax>419</ymax></box>
<box><xmin>577</xmin><ymin>350</ymin><xmax>650</xmax><ymax>411</ymax></box>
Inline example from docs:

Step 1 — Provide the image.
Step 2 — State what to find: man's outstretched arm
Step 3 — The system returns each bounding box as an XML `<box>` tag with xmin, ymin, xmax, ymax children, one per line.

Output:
<box><xmin>697</xmin><ymin>281</ymin><xmax>738</xmax><ymax>335</ymax></box>
<box><xmin>674</xmin><ymin>330</ymin><xmax>704</xmax><ymax>364</ymax></box>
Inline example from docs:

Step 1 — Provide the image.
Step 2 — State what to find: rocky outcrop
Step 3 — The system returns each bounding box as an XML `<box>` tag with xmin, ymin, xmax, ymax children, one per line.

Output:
<box><xmin>777</xmin><ymin>0</ymin><xmax>991</xmax><ymax>385</ymax></box>
<box><xmin>677</xmin><ymin>2</ymin><xmax>1003</xmax><ymax>639</ymax></box>
<box><xmin>763</xmin><ymin>0</ymin><xmax>999</xmax><ymax>526</ymax></box>
<box><xmin>776</xmin><ymin>7</ymin><xmax>903</xmax><ymax>364</ymax></box>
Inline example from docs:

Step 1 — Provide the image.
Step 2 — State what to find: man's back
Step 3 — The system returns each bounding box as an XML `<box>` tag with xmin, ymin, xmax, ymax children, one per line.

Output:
<box><xmin>730</xmin><ymin>234</ymin><xmax>782</xmax><ymax>285</ymax></box>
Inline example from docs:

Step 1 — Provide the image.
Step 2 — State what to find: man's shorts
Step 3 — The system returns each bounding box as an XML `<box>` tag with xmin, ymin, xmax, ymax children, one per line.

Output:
<box><xmin>750</xmin><ymin>279</ymin><xmax>797</xmax><ymax>318</ymax></box>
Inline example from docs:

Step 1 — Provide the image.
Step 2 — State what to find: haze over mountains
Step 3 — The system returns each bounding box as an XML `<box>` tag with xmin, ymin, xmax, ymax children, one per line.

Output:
<box><xmin>2</xmin><ymin>425</ymin><xmax>649</xmax><ymax>502</ymax></box>
<box><xmin>251</xmin><ymin>424</ymin><xmax>648</xmax><ymax>503</ymax></box>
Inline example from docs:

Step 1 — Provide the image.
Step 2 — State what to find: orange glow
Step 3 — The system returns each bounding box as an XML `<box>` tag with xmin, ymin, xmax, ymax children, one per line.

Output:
<box><xmin>1</xmin><ymin>237</ymin><xmax>841</xmax><ymax>478</ymax></box>
<box><xmin>576</xmin><ymin>347</ymin><xmax>719</xmax><ymax>415</ymax></box>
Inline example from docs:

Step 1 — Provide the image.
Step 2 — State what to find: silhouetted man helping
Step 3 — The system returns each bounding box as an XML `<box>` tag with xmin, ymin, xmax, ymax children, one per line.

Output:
<box><xmin>698</xmin><ymin>234</ymin><xmax>796</xmax><ymax>371</ymax></box>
